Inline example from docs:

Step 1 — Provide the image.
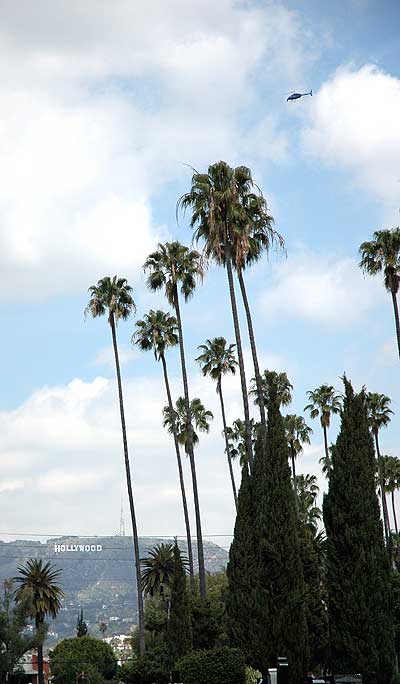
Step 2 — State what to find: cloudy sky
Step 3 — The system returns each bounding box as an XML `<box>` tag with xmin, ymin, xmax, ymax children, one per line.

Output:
<box><xmin>1</xmin><ymin>0</ymin><xmax>400</xmax><ymax>548</ymax></box>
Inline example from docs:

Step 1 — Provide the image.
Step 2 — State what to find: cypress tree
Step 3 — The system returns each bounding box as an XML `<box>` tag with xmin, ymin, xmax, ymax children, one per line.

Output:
<box><xmin>252</xmin><ymin>392</ymin><xmax>308</xmax><ymax>682</ymax></box>
<box><xmin>298</xmin><ymin>524</ymin><xmax>328</xmax><ymax>670</ymax></box>
<box><xmin>76</xmin><ymin>609</ymin><xmax>88</xmax><ymax>637</ymax></box>
<box><xmin>226</xmin><ymin>465</ymin><xmax>258</xmax><ymax>659</ymax></box>
<box><xmin>323</xmin><ymin>378</ymin><xmax>395</xmax><ymax>684</ymax></box>
<box><xmin>167</xmin><ymin>540</ymin><xmax>192</xmax><ymax>668</ymax></box>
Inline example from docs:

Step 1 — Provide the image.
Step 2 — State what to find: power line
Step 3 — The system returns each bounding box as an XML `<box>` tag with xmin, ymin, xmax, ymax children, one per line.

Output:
<box><xmin>0</xmin><ymin>531</ymin><xmax>233</xmax><ymax>538</ymax></box>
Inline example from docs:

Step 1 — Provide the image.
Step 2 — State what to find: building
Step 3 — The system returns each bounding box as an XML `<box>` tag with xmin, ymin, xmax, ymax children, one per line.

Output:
<box><xmin>11</xmin><ymin>652</ymin><xmax>50</xmax><ymax>684</ymax></box>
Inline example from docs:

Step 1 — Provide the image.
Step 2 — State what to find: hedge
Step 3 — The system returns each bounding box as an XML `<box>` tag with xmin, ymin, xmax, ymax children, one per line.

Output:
<box><xmin>176</xmin><ymin>646</ymin><xmax>245</xmax><ymax>684</ymax></box>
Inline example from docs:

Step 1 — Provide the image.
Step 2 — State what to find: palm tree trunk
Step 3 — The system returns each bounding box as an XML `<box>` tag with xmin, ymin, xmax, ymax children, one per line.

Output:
<box><xmin>374</xmin><ymin>432</ymin><xmax>391</xmax><ymax>552</ymax></box>
<box><xmin>237</xmin><ymin>268</ymin><xmax>266</xmax><ymax>432</ymax></box>
<box><xmin>173</xmin><ymin>287</ymin><xmax>207</xmax><ymax>598</ymax></box>
<box><xmin>36</xmin><ymin>615</ymin><xmax>44</xmax><ymax>684</ymax></box>
<box><xmin>218</xmin><ymin>378</ymin><xmax>238</xmax><ymax>509</ymax></box>
<box><xmin>160</xmin><ymin>353</ymin><xmax>195</xmax><ymax>592</ymax></box>
<box><xmin>110</xmin><ymin>313</ymin><xmax>145</xmax><ymax>654</ymax></box>
<box><xmin>323</xmin><ymin>424</ymin><xmax>330</xmax><ymax>468</ymax></box>
<box><xmin>391</xmin><ymin>289</ymin><xmax>400</xmax><ymax>360</ymax></box>
<box><xmin>290</xmin><ymin>443</ymin><xmax>299</xmax><ymax>514</ymax></box>
<box><xmin>224</xmin><ymin>239</ymin><xmax>254</xmax><ymax>471</ymax></box>
<box><xmin>392</xmin><ymin>490</ymin><xmax>399</xmax><ymax>537</ymax></box>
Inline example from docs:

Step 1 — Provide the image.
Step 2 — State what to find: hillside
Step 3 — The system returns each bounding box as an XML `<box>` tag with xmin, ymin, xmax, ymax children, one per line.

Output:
<box><xmin>0</xmin><ymin>536</ymin><xmax>228</xmax><ymax>642</ymax></box>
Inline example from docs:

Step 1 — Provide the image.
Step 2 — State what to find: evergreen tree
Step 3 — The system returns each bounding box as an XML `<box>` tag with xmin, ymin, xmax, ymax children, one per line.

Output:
<box><xmin>167</xmin><ymin>541</ymin><xmax>192</xmax><ymax>669</ymax></box>
<box><xmin>323</xmin><ymin>378</ymin><xmax>395</xmax><ymax>683</ymax></box>
<box><xmin>226</xmin><ymin>466</ymin><xmax>257</xmax><ymax>658</ymax></box>
<box><xmin>298</xmin><ymin>524</ymin><xmax>328</xmax><ymax>670</ymax></box>
<box><xmin>76</xmin><ymin>609</ymin><xmax>88</xmax><ymax>637</ymax></box>
<box><xmin>251</xmin><ymin>392</ymin><xmax>308</xmax><ymax>683</ymax></box>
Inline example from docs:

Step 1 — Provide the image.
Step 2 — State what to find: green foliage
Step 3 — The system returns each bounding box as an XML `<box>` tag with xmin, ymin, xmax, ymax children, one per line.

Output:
<box><xmin>323</xmin><ymin>378</ymin><xmax>395</xmax><ymax>684</ymax></box>
<box><xmin>0</xmin><ymin>580</ymin><xmax>40</xmax><ymax>681</ymax></box>
<box><xmin>140</xmin><ymin>542</ymin><xmax>175</xmax><ymax>597</ymax></box>
<box><xmin>85</xmin><ymin>276</ymin><xmax>135</xmax><ymax>322</ymax></box>
<box><xmin>167</xmin><ymin>541</ymin><xmax>192</xmax><ymax>666</ymax></box>
<box><xmin>76</xmin><ymin>608</ymin><xmax>88</xmax><ymax>637</ymax></box>
<box><xmin>14</xmin><ymin>558</ymin><xmax>64</xmax><ymax>623</ymax></box>
<box><xmin>251</xmin><ymin>396</ymin><xmax>309</xmax><ymax>682</ymax></box>
<box><xmin>50</xmin><ymin>635</ymin><xmax>117</xmax><ymax>684</ymax></box>
<box><xmin>177</xmin><ymin>646</ymin><xmax>245</xmax><ymax>684</ymax></box>
<box><xmin>163</xmin><ymin>396</ymin><xmax>213</xmax><ymax>451</ymax></box>
<box><xmin>120</xmin><ymin>644</ymin><xmax>169</xmax><ymax>684</ymax></box>
<box><xmin>226</xmin><ymin>466</ymin><xmax>257</xmax><ymax>657</ymax></box>
<box><xmin>298</xmin><ymin>524</ymin><xmax>328</xmax><ymax>669</ymax></box>
<box><xmin>245</xmin><ymin>666</ymin><xmax>262</xmax><ymax>684</ymax></box>
<box><xmin>391</xmin><ymin>571</ymin><xmax>400</xmax><ymax>661</ymax></box>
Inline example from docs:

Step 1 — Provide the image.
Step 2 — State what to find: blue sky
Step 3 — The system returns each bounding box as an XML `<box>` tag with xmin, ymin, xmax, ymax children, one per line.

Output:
<box><xmin>1</xmin><ymin>0</ymin><xmax>399</xmax><ymax>543</ymax></box>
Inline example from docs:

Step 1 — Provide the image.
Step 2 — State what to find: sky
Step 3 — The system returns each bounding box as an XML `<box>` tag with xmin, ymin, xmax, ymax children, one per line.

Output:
<box><xmin>1</xmin><ymin>0</ymin><xmax>400</xmax><ymax>548</ymax></box>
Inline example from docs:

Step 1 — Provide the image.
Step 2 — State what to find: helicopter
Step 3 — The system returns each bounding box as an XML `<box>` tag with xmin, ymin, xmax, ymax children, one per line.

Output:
<box><xmin>285</xmin><ymin>89</ymin><xmax>313</xmax><ymax>102</ymax></box>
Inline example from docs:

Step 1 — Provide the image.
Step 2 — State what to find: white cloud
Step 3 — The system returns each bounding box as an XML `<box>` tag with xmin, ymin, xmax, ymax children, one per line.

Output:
<box><xmin>0</xmin><ymin>480</ymin><xmax>24</xmax><ymax>494</ymax></box>
<box><xmin>260</xmin><ymin>249</ymin><xmax>384</xmax><ymax>325</ymax></box>
<box><xmin>302</xmin><ymin>65</ymin><xmax>400</xmax><ymax>213</ymax></box>
<box><xmin>0</xmin><ymin>1</ymin><xmax>313</xmax><ymax>299</ymax></box>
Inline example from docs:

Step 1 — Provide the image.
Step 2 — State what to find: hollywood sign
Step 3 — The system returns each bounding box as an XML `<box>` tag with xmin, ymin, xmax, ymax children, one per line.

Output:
<box><xmin>54</xmin><ymin>544</ymin><xmax>103</xmax><ymax>553</ymax></box>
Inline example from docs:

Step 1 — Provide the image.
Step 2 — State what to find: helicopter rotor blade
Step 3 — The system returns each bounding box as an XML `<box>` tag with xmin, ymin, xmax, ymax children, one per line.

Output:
<box><xmin>283</xmin><ymin>91</ymin><xmax>295</xmax><ymax>96</ymax></box>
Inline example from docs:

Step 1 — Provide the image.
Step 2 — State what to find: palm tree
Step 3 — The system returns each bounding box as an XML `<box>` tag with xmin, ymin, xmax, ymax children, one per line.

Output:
<box><xmin>140</xmin><ymin>543</ymin><xmax>176</xmax><ymax>597</ymax></box>
<box><xmin>251</xmin><ymin>369</ymin><xmax>293</xmax><ymax>408</ymax></box>
<box><xmin>163</xmin><ymin>397</ymin><xmax>213</xmax><ymax>449</ymax></box>
<box><xmin>284</xmin><ymin>414</ymin><xmax>313</xmax><ymax>510</ymax></box>
<box><xmin>359</xmin><ymin>228</ymin><xmax>400</xmax><ymax>359</ymax></box>
<box><xmin>304</xmin><ymin>384</ymin><xmax>342</xmax><ymax>477</ymax></box>
<box><xmin>143</xmin><ymin>242</ymin><xmax>207</xmax><ymax>597</ymax></box>
<box><xmin>225</xmin><ymin>417</ymin><xmax>257</xmax><ymax>469</ymax></box>
<box><xmin>366</xmin><ymin>392</ymin><xmax>394</xmax><ymax>547</ymax></box>
<box><xmin>382</xmin><ymin>455</ymin><xmax>399</xmax><ymax>538</ymax></box>
<box><xmin>14</xmin><ymin>559</ymin><xmax>64</xmax><ymax>684</ymax></box>
<box><xmin>178</xmin><ymin>162</ymin><xmax>267</xmax><ymax>469</ymax></box>
<box><xmin>133</xmin><ymin>309</ymin><xmax>195</xmax><ymax>591</ymax></box>
<box><xmin>85</xmin><ymin>275</ymin><xmax>145</xmax><ymax>654</ymax></box>
<box><xmin>196</xmin><ymin>337</ymin><xmax>238</xmax><ymax>508</ymax></box>
<box><xmin>295</xmin><ymin>474</ymin><xmax>321</xmax><ymax>535</ymax></box>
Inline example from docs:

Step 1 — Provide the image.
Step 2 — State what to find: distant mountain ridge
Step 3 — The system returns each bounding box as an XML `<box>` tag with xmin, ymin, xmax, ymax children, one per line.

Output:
<box><xmin>0</xmin><ymin>536</ymin><xmax>228</xmax><ymax>642</ymax></box>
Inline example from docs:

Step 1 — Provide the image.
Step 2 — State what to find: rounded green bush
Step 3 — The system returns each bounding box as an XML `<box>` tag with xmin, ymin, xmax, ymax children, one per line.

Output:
<box><xmin>176</xmin><ymin>646</ymin><xmax>245</xmax><ymax>684</ymax></box>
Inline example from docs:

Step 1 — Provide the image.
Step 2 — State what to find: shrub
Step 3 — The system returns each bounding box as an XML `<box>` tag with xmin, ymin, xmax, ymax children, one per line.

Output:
<box><xmin>50</xmin><ymin>636</ymin><xmax>117</xmax><ymax>684</ymax></box>
<box><xmin>245</xmin><ymin>666</ymin><xmax>262</xmax><ymax>684</ymax></box>
<box><xmin>119</xmin><ymin>644</ymin><xmax>169</xmax><ymax>684</ymax></box>
<box><xmin>177</xmin><ymin>646</ymin><xmax>245</xmax><ymax>684</ymax></box>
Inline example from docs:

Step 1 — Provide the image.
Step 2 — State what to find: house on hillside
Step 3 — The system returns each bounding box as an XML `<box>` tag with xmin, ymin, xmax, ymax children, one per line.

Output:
<box><xmin>11</xmin><ymin>652</ymin><xmax>50</xmax><ymax>684</ymax></box>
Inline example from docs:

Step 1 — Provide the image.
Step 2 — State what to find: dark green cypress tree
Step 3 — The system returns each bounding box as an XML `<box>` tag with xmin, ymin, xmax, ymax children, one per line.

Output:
<box><xmin>167</xmin><ymin>540</ymin><xmax>192</xmax><ymax>668</ymax></box>
<box><xmin>251</xmin><ymin>392</ymin><xmax>308</xmax><ymax>682</ymax></box>
<box><xmin>323</xmin><ymin>378</ymin><xmax>395</xmax><ymax>684</ymax></box>
<box><xmin>76</xmin><ymin>608</ymin><xmax>88</xmax><ymax>637</ymax></box>
<box><xmin>226</xmin><ymin>465</ymin><xmax>258</xmax><ymax>659</ymax></box>
<box><xmin>298</xmin><ymin>524</ymin><xmax>329</xmax><ymax>670</ymax></box>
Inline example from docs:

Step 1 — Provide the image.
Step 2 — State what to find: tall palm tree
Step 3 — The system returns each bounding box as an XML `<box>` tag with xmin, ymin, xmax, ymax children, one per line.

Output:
<box><xmin>133</xmin><ymin>309</ymin><xmax>195</xmax><ymax>591</ymax></box>
<box><xmin>251</xmin><ymin>369</ymin><xmax>293</xmax><ymax>408</ymax></box>
<box><xmin>85</xmin><ymin>275</ymin><xmax>145</xmax><ymax>654</ymax></box>
<box><xmin>196</xmin><ymin>337</ymin><xmax>238</xmax><ymax>508</ymax></box>
<box><xmin>143</xmin><ymin>242</ymin><xmax>207</xmax><ymax>598</ymax></box>
<box><xmin>382</xmin><ymin>455</ymin><xmax>399</xmax><ymax>538</ymax></box>
<box><xmin>359</xmin><ymin>228</ymin><xmax>400</xmax><ymax>359</ymax></box>
<box><xmin>178</xmin><ymin>162</ymin><xmax>270</xmax><ymax>469</ymax></box>
<box><xmin>304</xmin><ymin>384</ymin><xmax>342</xmax><ymax>478</ymax></box>
<box><xmin>14</xmin><ymin>559</ymin><xmax>64</xmax><ymax>684</ymax></box>
<box><xmin>140</xmin><ymin>543</ymin><xmax>176</xmax><ymax>597</ymax></box>
<box><xmin>284</xmin><ymin>414</ymin><xmax>313</xmax><ymax>510</ymax></box>
<box><xmin>163</xmin><ymin>397</ymin><xmax>213</xmax><ymax>449</ymax></box>
<box><xmin>366</xmin><ymin>392</ymin><xmax>393</xmax><ymax>547</ymax></box>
